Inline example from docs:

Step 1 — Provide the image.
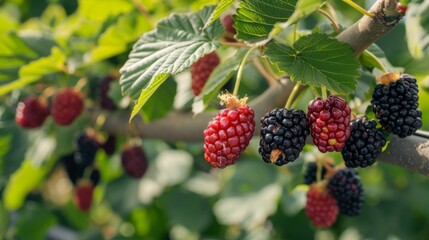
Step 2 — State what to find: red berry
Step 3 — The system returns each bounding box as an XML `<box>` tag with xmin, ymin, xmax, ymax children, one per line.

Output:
<box><xmin>203</xmin><ymin>94</ymin><xmax>255</xmax><ymax>168</ymax></box>
<box><xmin>396</xmin><ymin>2</ymin><xmax>407</xmax><ymax>14</ymax></box>
<box><xmin>51</xmin><ymin>88</ymin><xmax>84</xmax><ymax>125</ymax></box>
<box><xmin>15</xmin><ymin>96</ymin><xmax>49</xmax><ymax>128</ymax></box>
<box><xmin>306</xmin><ymin>184</ymin><xmax>339</xmax><ymax>228</ymax></box>
<box><xmin>121</xmin><ymin>146</ymin><xmax>148</xmax><ymax>179</ymax></box>
<box><xmin>99</xmin><ymin>75</ymin><xmax>117</xmax><ymax>110</ymax></box>
<box><xmin>221</xmin><ymin>15</ymin><xmax>237</xmax><ymax>42</ymax></box>
<box><xmin>191</xmin><ymin>52</ymin><xmax>220</xmax><ymax>96</ymax></box>
<box><xmin>74</xmin><ymin>182</ymin><xmax>94</xmax><ymax>212</ymax></box>
<box><xmin>307</xmin><ymin>96</ymin><xmax>352</xmax><ymax>153</ymax></box>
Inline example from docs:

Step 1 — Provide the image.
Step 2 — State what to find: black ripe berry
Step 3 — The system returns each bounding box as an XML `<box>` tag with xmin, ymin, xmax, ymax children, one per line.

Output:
<box><xmin>74</xmin><ymin>134</ymin><xmax>101</xmax><ymax>168</ymax></box>
<box><xmin>304</xmin><ymin>162</ymin><xmax>333</xmax><ymax>185</ymax></box>
<box><xmin>342</xmin><ymin>118</ymin><xmax>386</xmax><ymax>168</ymax></box>
<box><xmin>61</xmin><ymin>153</ymin><xmax>84</xmax><ymax>185</ymax></box>
<box><xmin>328</xmin><ymin>168</ymin><xmax>364</xmax><ymax>216</ymax></box>
<box><xmin>259</xmin><ymin>108</ymin><xmax>309</xmax><ymax>166</ymax></box>
<box><xmin>372</xmin><ymin>74</ymin><xmax>422</xmax><ymax>138</ymax></box>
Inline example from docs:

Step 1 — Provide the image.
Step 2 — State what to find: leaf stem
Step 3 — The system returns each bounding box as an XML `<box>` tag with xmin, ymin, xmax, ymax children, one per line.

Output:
<box><xmin>261</xmin><ymin>57</ymin><xmax>280</xmax><ymax>80</ymax></box>
<box><xmin>310</xmin><ymin>86</ymin><xmax>320</xmax><ymax>97</ymax></box>
<box><xmin>342</xmin><ymin>0</ymin><xmax>375</xmax><ymax>18</ymax></box>
<box><xmin>325</xmin><ymin>3</ymin><xmax>339</xmax><ymax>24</ymax></box>
<box><xmin>233</xmin><ymin>46</ymin><xmax>258</xmax><ymax>96</ymax></box>
<box><xmin>364</xmin><ymin>50</ymin><xmax>388</xmax><ymax>73</ymax></box>
<box><xmin>317</xmin><ymin>9</ymin><xmax>340</xmax><ymax>32</ymax></box>
<box><xmin>252</xmin><ymin>57</ymin><xmax>276</xmax><ymax>86</ymax></box>
<box><xmin>321</xmin><ymin>85</ymin><xmax>328</xmax><ymax>99</ymax></box>
<box><xmin>285</xmin><ymin>83</ymin><xmax>301</xmax><ymax>109</ymax></box>
<box><xmin>293</xmin><ymin>24</ymin><xmax>298</xmax><ymax>42</ymax></box>
<box><xmin>221</xmin><ymin>42</ymin><xmax>248</xmax><ymax>47</ymax></box>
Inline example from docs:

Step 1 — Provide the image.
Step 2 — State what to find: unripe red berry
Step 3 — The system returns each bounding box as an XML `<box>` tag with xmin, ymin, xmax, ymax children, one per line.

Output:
<box><xmin>191</xmin><ymin>52</ymin><xmax>220</xmax><ymax>96</ymax></box>
<box><xmin>51</xmin><ymin>88</ymin><xmax>84</xmax><ymax>125</ymax></box>
<box><xmin>306</xmin><ymin>183</ymin><xmax>339</xmax><ymax>228</ymax></box>
<box><xmin>203</xmin><ymin>94</ymin><xmax>255</xmax><ymax>168</ymax></box>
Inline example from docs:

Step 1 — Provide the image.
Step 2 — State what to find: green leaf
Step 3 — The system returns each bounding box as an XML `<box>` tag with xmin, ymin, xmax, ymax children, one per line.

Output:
<box><xmin>3</xmin><ymin>136</ymin><xmax>56</xmax><ymax>210</ymax></box>
<box><xmin>163</xmin><ymin>187</ymin><xmax>212</xmax><ymax>232</ymax></box>
<box><xmin>14</xmin><ymin>204</ymin><xmax>57</xmax><ymax>240</ymax></box>
<box><xmin>78</xmin><ymin>0</ymin><xmax>134</xmax><ymax>22</ymax></box>
<box><xmin>234</xmin><ymin>0</ymin><xmax>297</xmax><ymax>44</ymax></box>
<box><xmin>360</xmin><ymin>44</ymin><xmax>403</xmax><ymax>72</ymax></box>
<box><xmin>120</xmin><ymin>6</ymin><xmax>224</xmax><ymax>119</ymax></box>
<box><xmin>142</xmin><ymin>77</ymin><xmax>176</xmax><ymax>122</ymax></box>
<box><xmin>265</xmin><ymin>33</ymin><xmax>360</xmax><ymax>94</ymax></box>
<box><xmin>87</xmin><ymin>12</ymin><xmax>152</xmax><ymax>64</ymax></box>
<box><xmin>192</xmin><ymin>49</ymin><xmax>246</xmax><ymax>114</ymax></box>
<box><xmin>406</xmin><ymin>1</ymin><xmax>429</xmax><ymax>58</ymax></box>
<box><xmin>204</xmin><ymin>0</ymin><xmax>236</xmax><ymax>28</ymax></box>
<box><xmin>275</xmin><ymin>0</ymin><xmax>325</xmax><ymax>31</ymax></box>
<box><xmin>0</xmin><ymin>47</ymin><xmax>66</xmax><ymax>96</ymax></box>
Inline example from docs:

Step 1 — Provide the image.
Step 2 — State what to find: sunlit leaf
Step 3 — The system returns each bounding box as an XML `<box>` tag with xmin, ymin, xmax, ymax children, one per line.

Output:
<box><xmin>265</xmin><ymin>33</ymin><xmax>360</xmax><ymax>94</ymax></box>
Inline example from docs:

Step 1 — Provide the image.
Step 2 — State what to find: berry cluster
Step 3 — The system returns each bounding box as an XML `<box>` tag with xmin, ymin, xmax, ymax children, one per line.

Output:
<box><xmin>15</xmin><ymin>88</ymin><xmax>84</xmax><ymax>128</ymax></box>
<box><xmin>61</xmin><ymin>133</ymin><xmax>102</xmax><ymax>212</ymax></box>
<box><xmin>305</xmin><ymin>166</ymin><xmax>365</xmax><ymax>227</ymax></box>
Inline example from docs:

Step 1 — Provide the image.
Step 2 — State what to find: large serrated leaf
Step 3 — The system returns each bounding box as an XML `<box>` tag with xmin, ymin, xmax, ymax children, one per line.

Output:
<box><xmin>192</xmin><ymin>49</ymin><xmax>246</xmax><ymax>114</ymax></box>
<box><xmin>120</xmin><ymin>6</ymin><xmax>224</xmax><ymax>119</ymax></box>
<box><xmin>265</xmin><ymin>33</ymin><xmax>360</xmax><ymax>94</ymax></box>
<box><xmin>204</xmin><ymin>0</ymin><xmax>236</xmax><ymax>29</ymax></box>
<box><xmin>234</xmin><ymin>0</ymin><xmax>297</xmax><ymax>44</ymax></box>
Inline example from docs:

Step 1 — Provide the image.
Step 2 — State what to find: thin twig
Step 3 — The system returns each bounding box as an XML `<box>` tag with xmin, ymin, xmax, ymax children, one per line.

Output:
<box><xmin>221</xmin><ymin>42</ymin><xmax>248</xmax><ymax>47</ymax></box>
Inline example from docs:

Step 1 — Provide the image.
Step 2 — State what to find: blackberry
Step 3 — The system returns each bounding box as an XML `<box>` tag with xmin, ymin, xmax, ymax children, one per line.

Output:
<box><xmin>307</xmin><ymin>96</ymin><xmax>352</xmax><ymax>152</ymax></box>
<box><xmin>99</xmin><ymin>75</ymin><xmax>117</xmax><ymax>110</ymax></box>
<box><xmin>304</xmin><ymin>162</ymin><xmax>332</xmax><ymax>185</ymax></box>
<box><xmin>74</xmin><ymin>134</ymin><xmax>101</xmax><ymax>168</ymax></box>
<box><xmin>102</xmin><ymin>134</ymin><xmax>116</xmax><ymax>156</ymax></box>
<box><xmin>121</xmin><ymin>146</ymin><xmax>148</xmax><ymax>178</ymax></box>
<box><xmin>328</xmin><ymin>168</ymin><xmax>364</xmax><ymax>216</ymax></box>
<box><xmin>342</xmin><ymin>118</ymin><xmax>386</xmax><ymax>168</ymax></box>
<box><xmin>259</xmin><ymin>108</ymin><xmax>309</xmax><ymax>166</ymax></box>
<box><xmin>61</xmin><ymin>153</ymin><xmax>84</xmax><ymax>185</ymax></box>
<box><xmin>90</xmin><ymin>169</ymin><xmax>101</xmax><ymax>186</ymax></box>
<box><xmin>203</xmin><ymin>94</ymin><xmax>255</xmax><ymax>168</ymax></box>
<box><xmin>371</xmin><ymin>74</ymin><xmax>422</xmax><ymax>138</ymax></box>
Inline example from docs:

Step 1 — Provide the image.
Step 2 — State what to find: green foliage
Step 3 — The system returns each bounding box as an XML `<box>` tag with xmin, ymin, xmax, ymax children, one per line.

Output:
<box><xmin>234</xmin><ymin>0</ymin><xmax>297</xmax><ymax>43</ymax></box>
<box><xmin>0</xmin><ymin>0</ymin><xmax>429</xmax><ymax>239</ymax></box>
<box><xmin>192</xmin><ymin>49</ymin><xmax>246</xmax><ymax>114</ymax></box>
<box><xmin>406</xmin><ymin>1</ymin><xmax>429</xmax><ymax>58</ymax></box>
<box><xmin>265</xmin><ymin>33</ymin><xmax>360</xmax><ymax>94</ymax></box>
<box><xmin>204</xmin><ymin>0</ymin><xmax>236</xmax><ymax>28</ymax></box>
<box><xmin>120</xmin><ymin>6</ymin><xmax>224</xmax><ymax>119</ymax></box>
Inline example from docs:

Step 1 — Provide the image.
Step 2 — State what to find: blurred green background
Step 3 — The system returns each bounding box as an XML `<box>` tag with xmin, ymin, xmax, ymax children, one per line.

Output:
<box><xmin>0</xmin><ymin>0</ymin><xmax>429</xmax><ymax>239</ymax></box>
